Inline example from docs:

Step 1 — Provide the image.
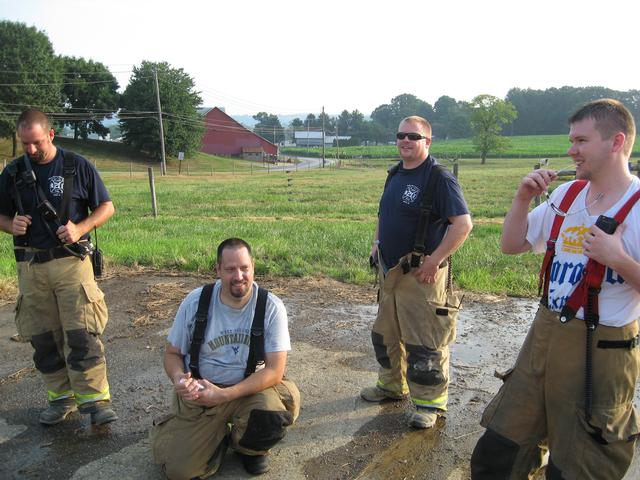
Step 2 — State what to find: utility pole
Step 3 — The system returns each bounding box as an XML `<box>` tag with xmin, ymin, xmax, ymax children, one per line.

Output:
<box><xmin>321</xmin><ymin>106</ymin><xmax>325</xmax><ymax>168</ymax></box>
<box><xmin>306</xmin><ymin>119</ymin><xmax>310</xmax><ymax>156</ymax></box>
<box><xmin>153</xmin><ymin>68</ymin><xmax>167</xmax><ymax>176</ymax></box>
<box><xmin>335</xmin><ymin>124</ymin><xmax>340</xmax><ymax>166</ymax></box>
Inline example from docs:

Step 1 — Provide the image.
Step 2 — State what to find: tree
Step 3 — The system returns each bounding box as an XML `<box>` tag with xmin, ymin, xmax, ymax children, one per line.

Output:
<box><xmin>60</xmin><ymin>56</ymin><xmax>119</xmax><ymax>140</ymax></box>
<box><xmin>470</xmin><ymin>94</ymin><xmax>517</xmax><ymax>164</ymax></box>
<box><xmin>371</xmin><ymin>94</ymin><xmax>434</xmax><ymax>140</ymax></box>
<box><xmin>289</xmin><ymin>118</ymin><xmax>304</xmax><ymax>129</ymax></box>
<box><xmin>253</xmin><ymin>112</ymin><xmax>283</xmax><ymax>143</ymax></box>
<box><xmin>0</xmin><ymin>21</ymin><xmax>62</xmax><ymax>155</ymax></box>
<box><xmin>119</xmin><ymin>61</ymin><xmax>203</xmax><ymax>160</ymax></box>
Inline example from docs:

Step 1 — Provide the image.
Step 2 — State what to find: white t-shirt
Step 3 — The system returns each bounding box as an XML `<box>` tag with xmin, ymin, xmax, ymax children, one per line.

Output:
<box><xmin>167</xmin><ymin>281</ymin><xmax>291</xmax><ymax>385</ymax></box>
<box><xmin>526</xmin><ymin>176</ymin><xmax>640</xmax><ymax>327</ymax></box>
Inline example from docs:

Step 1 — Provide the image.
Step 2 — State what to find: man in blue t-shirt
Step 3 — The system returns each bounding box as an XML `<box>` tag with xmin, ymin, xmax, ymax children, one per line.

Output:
<box><xmin>0</xmin><ymin>109</ymin><xmax>116</xmax><ymax>426</ymax></box>
<box><xmin>361</xmin><ymin>115</ymin><xmax>472</xmax><ymax>429</ymax></box>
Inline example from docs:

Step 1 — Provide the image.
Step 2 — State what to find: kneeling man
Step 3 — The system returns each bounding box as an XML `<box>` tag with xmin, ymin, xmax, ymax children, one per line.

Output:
<box><xmin>151</xmin><ymin>238</ymin><xmax>300</xmax><ymax>479</ymax></box>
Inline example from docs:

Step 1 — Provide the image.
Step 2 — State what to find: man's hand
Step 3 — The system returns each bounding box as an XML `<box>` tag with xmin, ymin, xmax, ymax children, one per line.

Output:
<box><xmin>413</xmin><ymin>255</ymin><xmax>440</xmax><ymax>284</ymax></box>
<box><xmin>516</xmin><ymin>169</ymin><xmax>558</xmax><ymax>202</ymax></box>
<box><xmin>172</xmin><ymin>372</ymin><xmax>204</xmax><ymax>401</ymax></box>
<box><xmin>56</xmin><ymin>221</ymin><xmax>82</xmax><ymax>244</ymax></box>
<box><xmin>583</xmin><ymin>223</ymin><xmax>628</xmax><ymax>267</ymax></box>
<box><xmin>189</xmin><ymin>379</ymin><xmax>230</xmax><ymax>407</ymax></box>
<box><xmin>12</xmin><ymin>214</ymin><xmax>32</xmax><ymax>236</ymax></box>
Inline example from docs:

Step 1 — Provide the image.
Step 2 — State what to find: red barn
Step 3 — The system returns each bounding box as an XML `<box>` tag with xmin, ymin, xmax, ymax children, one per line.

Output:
<box><xmin>199</xmin><ymin>107</ymin><xmax>278</xmax><ymax>158</ymax></box>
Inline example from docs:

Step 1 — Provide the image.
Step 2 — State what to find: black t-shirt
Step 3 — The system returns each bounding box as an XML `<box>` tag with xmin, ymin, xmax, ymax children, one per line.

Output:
<box><xmin>0</xmin><ymin>148</ymin><xmax>111</xmax><ymax>249</ymax></box>
<box><xmin>378</xmin><ymin>156</ymin><xmax>469</xmax><ymax>268</ymax></box>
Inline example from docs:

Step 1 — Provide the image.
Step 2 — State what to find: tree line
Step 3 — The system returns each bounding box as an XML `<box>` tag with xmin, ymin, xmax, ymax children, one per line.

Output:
<box><xmin>3</xmin><ymin>19</ymin><xmax>638</xmax><ymax>164</ymax></box>
<box><xmin>0</xmin><ymin>21</ymin><xmax>203</xmax><ymax>160</ymax></box>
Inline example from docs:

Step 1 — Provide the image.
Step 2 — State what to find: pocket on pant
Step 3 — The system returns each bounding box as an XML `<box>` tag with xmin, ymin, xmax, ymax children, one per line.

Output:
<box><xmin>577</xmin><ymin>404</ymin><xmax>640</xmax><ymax>444</ymax></box>
<box><xmin>81</xmin><ymin>282</ymin><xmax>108</xmax><ymax>334</ymax></box>
<box><xmin>150</xmin><ymin>412</ymin><xmax>176</xmax><ymax>464</ymax></box>
<box><xmin>275</xmin><ymin>380</ymin><xmax>301</xmax><ymax>421</ymax></box>
<box><xmin>425</xmin><ymin>294</ymin><xmax>459</xmax><ymax>350</ymax></box>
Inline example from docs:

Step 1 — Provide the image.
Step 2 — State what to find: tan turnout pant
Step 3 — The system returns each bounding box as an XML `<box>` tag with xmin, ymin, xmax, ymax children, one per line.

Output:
<box><xmin>150</xmin><ymin>379</ymin><xmax>300</xmax><ymax>480</ymax></box>
<box><xmin>15</xmin><ymin>255</ymin><xmax>110</xmax><ymax>406</ymax></box>
<box><xmin>472</xmin><ymin>305</ymin><xmax>640</xmax><ymax>480</ymax></box>
<box><xmin>372</xmin><ymin>255</ymin><xmax>460</xmax><ymax>410</ymax></box>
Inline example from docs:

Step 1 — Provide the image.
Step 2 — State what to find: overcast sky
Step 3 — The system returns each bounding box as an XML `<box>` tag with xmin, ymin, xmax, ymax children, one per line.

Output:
<box><xmin>2</xmin><ymin>0</ymin><xmax>637</xmax><ymax>116</ymax></box>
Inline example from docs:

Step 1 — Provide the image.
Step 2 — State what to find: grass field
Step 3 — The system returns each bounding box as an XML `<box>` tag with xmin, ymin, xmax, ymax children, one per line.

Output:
<box><xmin>282</xmin><ymin>134</ymin><xmax>640</xmax><ymax>159</ymax></box>
<box><xmin>1</xmin><ymin>136</ymin><xmax>589</xmax><ymax>297</ymax></box>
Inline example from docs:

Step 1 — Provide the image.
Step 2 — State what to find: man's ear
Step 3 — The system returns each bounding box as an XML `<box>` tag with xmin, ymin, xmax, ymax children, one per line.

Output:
<box><xmin>611</xmin><ymin>132</ymin><xmax>626</xmax><ymax>154</ymax></box>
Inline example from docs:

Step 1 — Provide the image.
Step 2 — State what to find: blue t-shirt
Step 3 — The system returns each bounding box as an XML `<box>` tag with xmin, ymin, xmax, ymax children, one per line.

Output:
<box><xmin>378</xmin><ymin>156</ymin><xmax>469</xmax><ymax>268</ymax></box>
<box><xmin>0</xmin><ymin>148</ymin><xmax>111</xmax><ymax>249</ymax></box>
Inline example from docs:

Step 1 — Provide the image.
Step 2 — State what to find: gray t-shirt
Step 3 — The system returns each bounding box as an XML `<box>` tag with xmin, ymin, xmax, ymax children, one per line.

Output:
<box><xmin>167</xmin><ymin>281</ymin><xmax>291</xmax><ymax>385</ymax></box>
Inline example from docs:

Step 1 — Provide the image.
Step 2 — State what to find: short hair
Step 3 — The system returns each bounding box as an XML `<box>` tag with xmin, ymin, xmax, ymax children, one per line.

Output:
<box><xmin>569</xmin><ymin>99</ymin><xmax>636</xmax><ymax>156</ymax></box>
<box><xmin>399</xmin><ymin>116</ymin><xmax>432</xmax><ymax>138</ymax></box>
<box><xmin>16</xmin><ymin>108</ymin><xmax>52</xmax><ymax>132</ymax></box>
<box><xmin>216</xmin><ymin>238</ymin><xmax>252</xmax><ymax>265</ymax></box>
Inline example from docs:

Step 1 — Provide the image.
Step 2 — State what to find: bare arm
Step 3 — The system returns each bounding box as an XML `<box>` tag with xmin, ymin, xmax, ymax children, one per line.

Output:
<box><xmin>56</xmin><ymin>201</ymin><xmax>115</xmax><ymax>244</ymax></box>
<box><xmin>414</xmin><ymin>213</ymin><xmax>473</xmax><ymax>283</ymax></box>
<box><xmin>191</xmin><ymin>351</ymin><xmax>287</xmax><ymax>407</ymax></box>
<box><xmin>502</xmin><ymin>169</ymin><xmax>557</xmax><ymax>254</ymax></box>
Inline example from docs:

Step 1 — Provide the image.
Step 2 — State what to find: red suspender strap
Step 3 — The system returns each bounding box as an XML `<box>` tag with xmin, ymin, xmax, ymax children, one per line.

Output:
<box><xmin>561</xmin><ymin>188</ymin><xmax>640</xmax><ymax>323</ymax></box>
<box><xmin>538</xmin><ymin>180</ymin><xmax>588</xmax><ymax>297</ymax></box>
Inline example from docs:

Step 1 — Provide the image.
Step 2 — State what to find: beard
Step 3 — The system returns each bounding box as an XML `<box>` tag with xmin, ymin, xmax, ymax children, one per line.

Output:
<box><xmin>229</xmin><ymin>281</ymin><xmax>250</xmax><ymax>299</ymax></box>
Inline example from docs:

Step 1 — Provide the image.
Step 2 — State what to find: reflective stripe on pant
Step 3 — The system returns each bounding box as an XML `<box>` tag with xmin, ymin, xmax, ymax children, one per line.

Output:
<box><xmin>15</xmin><ymin>256</ymin><xmax>110</xmax><ymax>405</ymax></box>
<box><xmin>372</xmin><ymin>254</ymin><xmax>459</xmax><ymax>409</ymax></box>
<box><xmin>150</xmin><ymin>379</ymin><xmax>300</xmax><ymax>480</ymax></box>
<box><xmin>471</xmin><ymin>306</ymin><xmax>640</xmax><ymax>480</ymax></box>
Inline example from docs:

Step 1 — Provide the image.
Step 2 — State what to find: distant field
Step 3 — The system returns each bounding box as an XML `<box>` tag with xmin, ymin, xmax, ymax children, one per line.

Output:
<box><xmin>1</xmin><ymin>137</ymin><xmax>638</xmax><ymax>297</ymax></box>
<box><xmin>282</xmin><ymin>134</ymin><xmax>640</xmax><ymax>159</ymax></box>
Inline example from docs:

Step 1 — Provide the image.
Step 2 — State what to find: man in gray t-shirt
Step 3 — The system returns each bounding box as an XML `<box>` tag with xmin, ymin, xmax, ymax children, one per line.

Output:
<box><xmin>151</xmin><ymin>238</ymin><xmax>300</xmax><ymax>478</ymax></box>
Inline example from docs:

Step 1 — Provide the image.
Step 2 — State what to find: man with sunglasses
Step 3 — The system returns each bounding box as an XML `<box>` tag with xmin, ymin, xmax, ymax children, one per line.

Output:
<box><xmin>471</xmin><ymin>99</ymin><xmax>640</xmax><ymax>479</ymax></box>
<box><xmin>361</xmin><ymin>116</ymin><xmax>472</xmax><ymax>429</ymax></box>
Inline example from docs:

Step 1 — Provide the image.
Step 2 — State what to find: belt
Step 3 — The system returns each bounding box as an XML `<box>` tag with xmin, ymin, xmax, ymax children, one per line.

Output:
<box><xmin>15</xmin><ymin>245</ymin><xmax>83</xmax><ymax>264</ymax></box>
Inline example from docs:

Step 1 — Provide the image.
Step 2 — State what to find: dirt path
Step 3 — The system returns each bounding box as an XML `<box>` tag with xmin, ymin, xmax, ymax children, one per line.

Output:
<box><xmin>0</xmin><ymin>270</ymin><xmax>638</xmax><ymax>479</ymax></box>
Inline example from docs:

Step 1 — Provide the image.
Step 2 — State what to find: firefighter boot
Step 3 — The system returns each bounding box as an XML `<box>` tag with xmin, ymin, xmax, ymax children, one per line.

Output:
<box><xmin>81</xmin><ymin>400</ymin><xmax>118</xmax><ymax>425</ymax></box>
<box><xmin>409</xmin><ymin>407</ymin><xmax>440</xmax><ymax>429</ymax></box>
<box><xmin>39</xmin><ymin>398</ymin><xmax>77</xmax><ymax>425</ymax></box>
<box><xmin>238</xmin><ymin>453</ymin><xmax>270</xmax><ymax>475</ymax></box>
<box><xmin>360</xmin><ymin>386</ymin><xmax>405</xmax><ymax>403</ymax></box>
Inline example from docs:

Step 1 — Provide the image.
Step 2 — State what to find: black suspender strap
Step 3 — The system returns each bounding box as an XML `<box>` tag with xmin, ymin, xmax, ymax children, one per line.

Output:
<box><xmin>61</xmin><ymin>151</ymin><xmax>76</xmax><ymax>225</ymax></box>
<box><xmin>188</xmin><ymin>285</ymin><xmax>269</xmax><ymax>381</ymax></box>
<box><xmin>245</xmin><ymin>287</ymin><xmax>268</xmax><ymax>378</ymax></box>
<box><xmin>410</xmin><ymin>164</ymin><xmax>446</xmax><ymax>268</ymax></box>
<box><xmin>188</xmin><ymin>283</ymin><xmax>215</xmax><ymax>379</ymax></box>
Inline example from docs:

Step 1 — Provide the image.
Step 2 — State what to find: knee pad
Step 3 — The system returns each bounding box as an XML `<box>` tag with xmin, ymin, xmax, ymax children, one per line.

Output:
<box><xmin>66</xmin><ymin>329</ymin><xmax>105</xmax><ymax>371</ymax></box>
<box><xmin>470</xmin><ymin>428</ymin><xmax>519</xmax><ymax>479</ymax></box>
<box><xmin>371</xmin><ymin>331</ymin><xmax>391</xmax><ymax>369</ymax></box>
<box><xmin>31</xmin><ymin>331</ymin><xmax>65</xmax><ymax>373</ymax></box>
<box><xmin>239</xmin><ymin>409</ymin><xmax>294</xmax><ymax>451</ymax></box>
<box><xmin>406</xmin><ymin>344</ymin><xmax>445</xmax><ymax>386</ymax></box>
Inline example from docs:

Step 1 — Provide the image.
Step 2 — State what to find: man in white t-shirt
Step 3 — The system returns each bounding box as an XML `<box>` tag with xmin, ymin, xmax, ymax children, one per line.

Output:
<box><xmin>471</xmin><ymin>99</ymin><xmax>640</xmax><ymax>480</ymax></box>
<box><xmin>151</xmin><ymin>238</ymin><xmax>300</xmax><ymax>478</ymax></box>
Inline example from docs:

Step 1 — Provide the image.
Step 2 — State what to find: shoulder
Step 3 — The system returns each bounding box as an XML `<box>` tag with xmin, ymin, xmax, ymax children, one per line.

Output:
<box><xmin>265</xmin><ymin>289</ymin><xmax>286</xmax><ymax>311</ymax></box>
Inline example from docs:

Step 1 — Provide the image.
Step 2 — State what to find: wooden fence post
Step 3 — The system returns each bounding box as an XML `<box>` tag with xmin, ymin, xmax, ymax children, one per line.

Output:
<box><xmin>148</xmin><ymin>167</ymin><xmax>158</xmax><ymax>218</ymax></box>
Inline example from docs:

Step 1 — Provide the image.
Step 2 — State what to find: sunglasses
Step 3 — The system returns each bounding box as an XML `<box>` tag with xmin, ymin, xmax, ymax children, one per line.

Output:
<box><xmin>396</xmin><ymin>132</ymin><xmax>428</xmax><ymax>141</ymax></box>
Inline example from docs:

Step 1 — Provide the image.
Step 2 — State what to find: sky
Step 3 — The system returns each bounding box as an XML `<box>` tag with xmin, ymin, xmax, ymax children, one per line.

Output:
<box><xmin>2</xmin><ymin>0</ymin><xmax>638</xmax><ymax>117</ymax></box>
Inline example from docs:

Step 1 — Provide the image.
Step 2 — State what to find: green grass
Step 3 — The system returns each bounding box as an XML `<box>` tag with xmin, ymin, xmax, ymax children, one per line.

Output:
<box><xmin>282</xmin><ymin>134</ymin><xmax>640</xmax><ymax>159</ymax></box>
<box><xmin>0</xmin><ymin>150</ymin><xmax>584</xmax><ymax>296</ymax></box>
<box><xmin>2</xmin><ymin>137</ymin><xmax>637</xmax><ymax>296</ymax></box>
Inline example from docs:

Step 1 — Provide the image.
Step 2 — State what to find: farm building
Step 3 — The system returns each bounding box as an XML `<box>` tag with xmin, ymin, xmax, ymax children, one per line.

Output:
<box><xmin>199</xmin><ymin>107</ymin><xmax>278</xmax><ymax>158</ymax></box>
<box><xmin>293</xmin><ymin>131</ymin><xmax>351</xmax><ymax>147</ymax></box>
